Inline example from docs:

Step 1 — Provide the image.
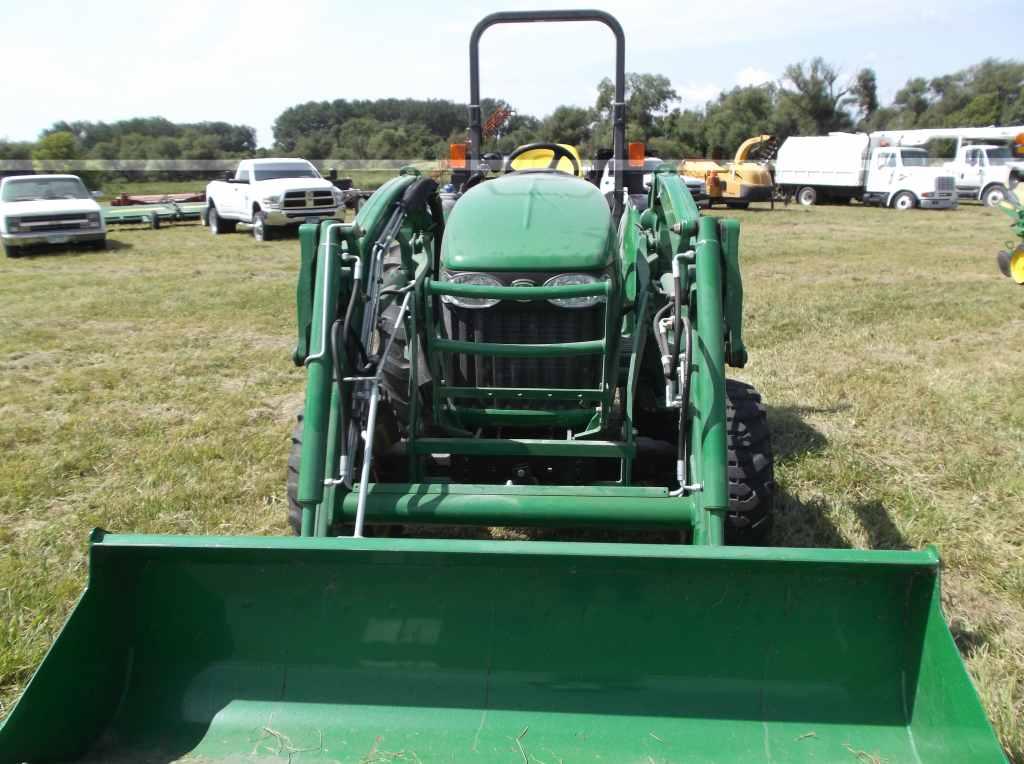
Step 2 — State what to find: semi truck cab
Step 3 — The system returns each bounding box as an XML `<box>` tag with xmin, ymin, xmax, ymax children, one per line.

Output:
<box><xmin>863</xmin><ymin>147</ymin><xmax>957</xmax><ymax>209</ymax></box>
<box><xmin>948</xmin><ymin>144</ymin><xmax>1023</xmax><ymax>206</ymax></box>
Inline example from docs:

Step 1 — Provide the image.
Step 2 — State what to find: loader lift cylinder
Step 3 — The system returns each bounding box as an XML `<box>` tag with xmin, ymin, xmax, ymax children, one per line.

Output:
<box><xmin>297</xmin><ymin>225</ymin><xmax>343</xmax><ymax>535</ymax></box>
<box><xmin>694</xmin><ymin>216</ymin><xmax>729</xmax><ymax>544</ymax></box>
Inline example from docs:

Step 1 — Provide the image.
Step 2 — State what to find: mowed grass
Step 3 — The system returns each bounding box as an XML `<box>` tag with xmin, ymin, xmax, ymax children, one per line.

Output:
<box><xmin>1</xmin><ymin>202</ymin><xmax>1022</xmax><ymax>758</ymax></box>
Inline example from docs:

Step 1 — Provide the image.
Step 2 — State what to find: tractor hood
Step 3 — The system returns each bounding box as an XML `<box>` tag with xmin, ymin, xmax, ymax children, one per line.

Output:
<box><xmin>442</xmin><ymin>172</ymin><xmax>613</xmax><ymax>272</ymax></box>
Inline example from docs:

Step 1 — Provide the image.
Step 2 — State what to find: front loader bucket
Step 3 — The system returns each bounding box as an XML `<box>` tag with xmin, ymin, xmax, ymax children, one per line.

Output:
<box><xmin>0</xmin><ymin>533</ymin><xmax>1003</xmax><ymax>763</ymax></box>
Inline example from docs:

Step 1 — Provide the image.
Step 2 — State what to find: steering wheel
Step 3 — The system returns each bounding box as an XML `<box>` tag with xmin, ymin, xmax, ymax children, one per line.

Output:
<box><xmin>505</xmin><ymin>143</ymin><xmax>581</xmax><ymax>177</ymax></box>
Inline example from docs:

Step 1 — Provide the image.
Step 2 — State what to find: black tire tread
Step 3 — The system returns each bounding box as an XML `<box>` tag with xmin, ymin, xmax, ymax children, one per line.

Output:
<box><xmin>377</xmin><ymin>250</ymin><xmax>426</xmax><ymax>431</ymax></box>
<box><xmin>209</xmin><ymin>205</ymin><xmax>237</xmax><ymax>234</ymax></box>
<box><xmin>286</xmin><ymin>414</ymin><xmax>303</xmax><ymax>535</ymax></box>
<box><xmin>724</xmin><ymin>378</ymin><xmax>775</xmax><ymax>544</ymax></box>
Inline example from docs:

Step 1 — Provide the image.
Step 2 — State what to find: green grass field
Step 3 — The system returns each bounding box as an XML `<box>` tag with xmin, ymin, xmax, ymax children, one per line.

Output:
<box><xmin>0</xmin><ymin>202</ymin><xmax>1021</xmax><ymax>758</ymax></box>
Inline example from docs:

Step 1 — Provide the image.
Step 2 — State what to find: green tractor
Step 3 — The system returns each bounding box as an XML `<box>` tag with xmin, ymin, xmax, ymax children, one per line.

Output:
<box><xmin>0</xmin><ymin>10</ymin><xmax>1005</xmax><ymax>763</ymax></box>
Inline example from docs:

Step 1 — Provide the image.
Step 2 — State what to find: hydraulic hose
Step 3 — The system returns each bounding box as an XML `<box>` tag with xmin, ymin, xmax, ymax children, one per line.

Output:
<box><xmin>652</xmin><ymin>302</ymin><xmax>673</xmax><ymax>371</ymax></box>
<box><xmin>675</xmin><ymin>314</ymin><xmax>692</xmax><ymax>492</ymax></box>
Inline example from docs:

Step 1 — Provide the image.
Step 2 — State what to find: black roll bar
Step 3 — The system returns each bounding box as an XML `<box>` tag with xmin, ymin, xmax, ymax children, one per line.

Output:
<box><xmin>468</xmin><ymin>9</ymin><xmax>626</xmax><ymax>218</ymax></box>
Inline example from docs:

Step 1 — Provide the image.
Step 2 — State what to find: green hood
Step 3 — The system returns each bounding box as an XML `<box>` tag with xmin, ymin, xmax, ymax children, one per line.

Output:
<box><xmin>442</xmin><ymin>172</ymin><xmax>614</xmax><ymax>272</ymax></box>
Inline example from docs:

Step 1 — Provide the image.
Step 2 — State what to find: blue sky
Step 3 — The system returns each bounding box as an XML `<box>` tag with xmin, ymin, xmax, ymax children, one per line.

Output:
<box><xmin>1</xmin><ymin>0</ymin><xmax>1015</xmax><ymax>148</ymax></box>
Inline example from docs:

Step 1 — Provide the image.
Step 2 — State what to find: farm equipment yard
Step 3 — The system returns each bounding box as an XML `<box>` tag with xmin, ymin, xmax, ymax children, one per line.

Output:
<box><xmin>0</xmin><ymin>201</ymin><xmax>1021</xmax><ymax>759</ymax></box>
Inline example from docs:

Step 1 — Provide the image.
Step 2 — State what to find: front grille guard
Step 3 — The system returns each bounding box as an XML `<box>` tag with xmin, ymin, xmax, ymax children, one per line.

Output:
<box><xmin>423</xmin><ymin>279</ymin><xmax>618</xmax><ymax>438</ymax></box>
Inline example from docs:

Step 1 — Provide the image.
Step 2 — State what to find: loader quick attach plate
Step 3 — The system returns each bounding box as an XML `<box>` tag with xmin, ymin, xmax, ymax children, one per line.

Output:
<box><xmin>0</xmin><ymin>534</ymin><xmax>1004</xmax><ymax>763</ymax></box>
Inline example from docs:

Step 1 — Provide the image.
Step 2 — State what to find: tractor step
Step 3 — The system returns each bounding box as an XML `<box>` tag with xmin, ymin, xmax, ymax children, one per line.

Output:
<box><xmin>411</xmin><ymin>437</ymin><xmax>634</xmax><ymax>458</ymax></box>
<box><xmin>337</xmin><ymin>482</ymin><xmax>696</xmax><ymax>528</ymax></box>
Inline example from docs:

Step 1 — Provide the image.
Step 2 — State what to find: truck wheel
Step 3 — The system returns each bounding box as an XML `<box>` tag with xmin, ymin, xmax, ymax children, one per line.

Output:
<box><xmin>724</xmin><ymin>379</ymin><xmax>775</xmax><ymax>545</ymax></box>
<box><xmin>892</xmin><ymin>191</ymin><xmax>917</xmax><ymax>210</ymax></box>
<box><xmin>982</xmin><ymin>184</ymin><xmax>1008</xmax><ymax>207</ymax></box>
<box><xmin>208</xmin><ymin>205</ymin><xmax>236</xmax><ymax>235</ymax></box>
<box><xmin>252</xmin><ymin>210</ymin><xmax>273</xmax><ymax>242</ymax></box>
<box><xmin>3</xmin><ymin>243</ymin><xmax>21</xmax><ymax>258</ymax></box>
<box><xmin>797</xmin><ymin>186</ymin><xmax>817</xmax><ymax>206</ymax></box>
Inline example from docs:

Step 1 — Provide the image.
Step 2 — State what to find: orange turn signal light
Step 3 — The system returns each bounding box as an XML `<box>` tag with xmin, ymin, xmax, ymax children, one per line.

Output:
<box><xmin>449</xmin><ymin>143</ymin><xmax>468</xmax><ymax>170</ymax></box>
<box><xmin>628</xmin><ymin>142</ymin><xmax>645</xmax><ymax>168</ymax></box>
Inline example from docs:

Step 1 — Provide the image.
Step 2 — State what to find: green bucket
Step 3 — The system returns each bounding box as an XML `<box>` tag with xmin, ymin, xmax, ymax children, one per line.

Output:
<box><xmin>0</xmin><ymin>532</ymin><xmax>1004</xmax><ymax>763</ymax></box>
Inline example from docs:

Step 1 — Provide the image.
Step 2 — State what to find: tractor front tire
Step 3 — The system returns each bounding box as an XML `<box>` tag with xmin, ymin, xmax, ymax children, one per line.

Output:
<box><xmin>286</xmin><ymin>414</ymin><xmax>306</xmax><ymax>534</ymax></box>
<box><xmin>377</xmin><ymin>252</ymin><xmax>428</xmax><ymax>433</ymax></box>
<box><xmin>724</xmin><ymin>379</ymin><xmax>775</xmax><ymax>544</ymax></box>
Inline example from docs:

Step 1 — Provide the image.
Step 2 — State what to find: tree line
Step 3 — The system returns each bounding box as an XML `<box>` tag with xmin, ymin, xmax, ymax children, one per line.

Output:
<box><xmin>272</xmin><ymin>57</ymin><xmax>1023</xmax><ymax>161</ymax></box>
<box><xmin>1</xmin><ymin>57</ymin><xmax>1020</xmax><ymax>184</ymax></box>
<box><xmin>0</xmin><ymin>118</ymin><xmax>258</xmax><ymax>184</ymax></box>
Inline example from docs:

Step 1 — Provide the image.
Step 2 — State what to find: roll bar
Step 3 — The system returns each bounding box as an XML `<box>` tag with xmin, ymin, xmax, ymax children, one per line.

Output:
<box><xmin>468</xmin><ymin>9</ymin><xmax>626</xmax><ymax>217</ymax></box>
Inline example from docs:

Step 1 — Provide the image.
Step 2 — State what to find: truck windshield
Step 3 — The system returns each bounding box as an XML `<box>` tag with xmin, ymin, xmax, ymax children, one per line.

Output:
<box><xmin>985</xmin><ymin>147</ymin><xmax>1013</xmax><ymax>164</ymax></box>
<box><xmin>1</xmin><ymin>177</ymin><xmax>90</xmax><ymax>202</ymax></box>
<box><xmin>253</xmin><ymin>163</ymin><xmax>319</xmax><ymax>181</ymax></box>
<box><xmin>899</xmin><ymin>150</ymin><xmax>929</xmax><ymax>167</ymax></box>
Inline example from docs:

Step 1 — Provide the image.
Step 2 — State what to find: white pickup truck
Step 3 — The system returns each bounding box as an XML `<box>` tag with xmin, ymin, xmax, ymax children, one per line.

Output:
<box><xmin>205</xmin><ymin>158</ymin><xmax>345</xmax><ymax>241</ymax></box>
<box><xmin>775</xmin><ymin>132</ymin><xmax>957</xmax><ymax>210</ymax></box>
<box><xmin>0</xmin><ymin>174</ymin><xmax>107</xmax><ymax>257</ymax></box>
<box><xmin>873</xmin><ymin>127</ymin><xmax>1024</xmax><ymax>207</ymax></box>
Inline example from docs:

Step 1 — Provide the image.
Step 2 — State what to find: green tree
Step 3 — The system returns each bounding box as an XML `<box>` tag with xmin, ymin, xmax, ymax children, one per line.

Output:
<box><xmin>890</xmin><ymin>77</ymin><xmax>930</xmax><ymax>127</ymax></box>
<box><xmin>32</xmin><ymin>131</ymin><xmax>78</xmax><ymax>173</ymax></box>
<box><xmin>595</xmin><ymin>72</ymin><xmax>679</xmax><ymax>141</ymax></box>
<box><xmin>847</xmin><ymin>68</ymin><xmax>879</xmax><ymax>126</ymax></box>
<box><xmin>703</xmin><ymin>84</ymin><xmax>778</xmax><ymax>157</ymax></box>
<box><xmin>778</xmin><ymin>58</ymin><xmax>854</xmax><ymax>134</ymax></box>
<box><xmin>540</xmin><ymin>106</ymin><xmax>594</xmax><ymax>147</ymax></box>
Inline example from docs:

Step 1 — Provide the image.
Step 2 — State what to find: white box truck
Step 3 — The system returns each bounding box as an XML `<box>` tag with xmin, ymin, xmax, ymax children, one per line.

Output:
<box><xmin>775</xmin><ymin>132</ymin><xmax>957</xmax><ymax>210</ymax></box>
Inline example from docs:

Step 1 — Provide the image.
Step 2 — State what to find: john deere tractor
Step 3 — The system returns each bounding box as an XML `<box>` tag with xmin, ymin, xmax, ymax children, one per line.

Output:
<box><xmin>285</xmin><ymin>108</ymin><xmax>772</xmax><ymax>543</ymax></box>
<box><xmin>0</xmin><ymin>10</ymin><xmax>1005</xmax><ymax>763</ymax></box>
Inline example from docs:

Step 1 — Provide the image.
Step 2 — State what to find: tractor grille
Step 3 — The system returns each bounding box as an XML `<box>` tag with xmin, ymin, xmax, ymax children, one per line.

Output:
<box><xmin>444</xmin><ymin>303</ymin><xmax>603</xmax><ymax>393</ymax></box>
<box><xmin>282</xmin><ymin>189</ymin><xmax>336</xmax><ymax>209</ymax></box>
<box><xmin>935</xmin><ymin>176</ymin><xmax>955</xmax><ymax>193</ymax></box>
<box><xmin>18</xmin><ymin>213</ymin><xmax>93</xmax><ymax>231</ymax></box>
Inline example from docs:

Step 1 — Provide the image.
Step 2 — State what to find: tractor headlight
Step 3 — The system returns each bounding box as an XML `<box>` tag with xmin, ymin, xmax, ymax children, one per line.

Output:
<box><xmin>441</xmin><ymin>271</ymin><xmax>502</xmax><ymax>309</ymax></box>
<box><xmin>544</xmin><ymin>273</ymin><xmax>605</xmax><ymax>309</ymax></box>
<box><xmin>261</xmin><ymin>195</ymin><xmax>281</xmax><ymax>209</ymax></box>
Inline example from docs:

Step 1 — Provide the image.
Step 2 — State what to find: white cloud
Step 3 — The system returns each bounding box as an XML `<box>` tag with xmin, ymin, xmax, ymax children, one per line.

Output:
<box><xmin>675</xmin><ymin>83</ymin><xmax>722</xmax><ymax>109</ymax></box>
<box><xmin>736</xmin><ymin>67</ymin><xmax>774</xmax><ymax>87</ymax></box>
